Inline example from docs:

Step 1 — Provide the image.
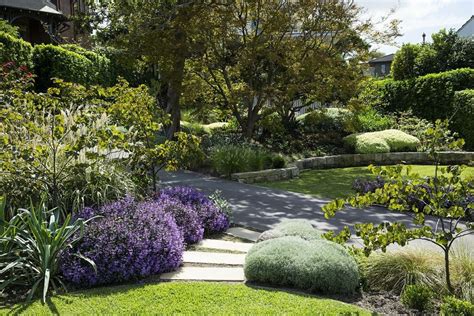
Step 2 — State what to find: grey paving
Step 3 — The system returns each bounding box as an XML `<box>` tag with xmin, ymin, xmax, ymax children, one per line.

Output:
<box><xmin>183</xmin><ymin>251</ymin><xmax>246</xmax><ymax>265</ymax></box>
<box><xmin>160</xmin><ymin>170</ymin><xmax>474</xmax><ymax>251</ymax></box>
<box><xmin>197</xmin><ymin>239</ymin><xmax>253</xmax><ymax>253</ymax></box>
<box><xmin>226</xmin><ymin>227</ymin><xmax>260</xmax><ymax>242</ymax></box>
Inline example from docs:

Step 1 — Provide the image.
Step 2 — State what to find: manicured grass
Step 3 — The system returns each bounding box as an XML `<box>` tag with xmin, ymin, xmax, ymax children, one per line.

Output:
<box><xmin>259</xmin><ymin>165</ymin><xmax>474</xmax><ymax>199</ymax></box>
<box><xmin>2</xmin><ymin>282</ymin><xmax>370</xmax><ymax>315</ymax></box>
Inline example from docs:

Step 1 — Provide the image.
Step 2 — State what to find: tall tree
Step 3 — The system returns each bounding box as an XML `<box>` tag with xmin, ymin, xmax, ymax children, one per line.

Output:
<box><xmin>83</xmin><ymin>0</ymin><xmax>212</xmax><ymax>138</ymax></box>
<box><xmin>193</xmin><ymin>0</ymin><xmax>399</xmax><ymax>138</ymax></box>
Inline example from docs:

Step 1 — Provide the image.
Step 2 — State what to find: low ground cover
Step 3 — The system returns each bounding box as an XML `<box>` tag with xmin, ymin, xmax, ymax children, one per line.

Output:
<box><xmin>260</xmin><ymin>165</ymin><xmax>474</xmax><ymax>199</ymax></box>
<box><xmin>1</xmin><ymin>282</ymin><xmax>370</xmax><ymax>315</ymax></box>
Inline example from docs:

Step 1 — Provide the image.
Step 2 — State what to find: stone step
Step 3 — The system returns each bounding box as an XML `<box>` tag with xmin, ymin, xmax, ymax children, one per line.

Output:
<box><xmin>225</xmin><ymin>227</ymin><xmax>261</xmax><ymax>242</ymax></box>
<box><xmin>197</xmin><ymin>239</ymin><xmax>253</xmax><ymax>253</ymax></box>
<box><xmin>183</xmin><ymin>251</ymin><xmax>245</xmax><ymax>266</ymax></box>
<box><xmin>160</xmin><ymin>266</ymin><xmax>245</xmax><ymax>281</ymax></box>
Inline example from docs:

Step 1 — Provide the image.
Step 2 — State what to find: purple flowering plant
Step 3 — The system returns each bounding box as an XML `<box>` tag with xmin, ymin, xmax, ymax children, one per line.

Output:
<box><xmin>60</xmin><ymin>197</ymin><xmax>184</xmax><ymax>287</ymax></box>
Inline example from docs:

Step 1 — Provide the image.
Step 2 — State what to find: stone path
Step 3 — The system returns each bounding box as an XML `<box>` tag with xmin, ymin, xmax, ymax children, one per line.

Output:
<box><xmin>160</xmin><ymin>237</ymin><xmax>253</xmax><ymax>282</ymax></box>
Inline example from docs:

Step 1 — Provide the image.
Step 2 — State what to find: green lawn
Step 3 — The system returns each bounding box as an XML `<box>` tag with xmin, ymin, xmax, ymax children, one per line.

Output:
<box><xmin>260</xmin><ymin>165</ymin><xmax>474</xmax><ymax>199</ymax></box>
<box><xmin>2</xmin><ymin>282</ymin><xmax>369</xmax><ymax>315</ymax></box>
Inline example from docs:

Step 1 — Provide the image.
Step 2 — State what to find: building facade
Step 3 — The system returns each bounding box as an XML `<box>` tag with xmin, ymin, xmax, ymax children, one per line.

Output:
<box><xmin>368</xmin><ymin>54</ymin><xmax>394</xmax><ymax>78</ymax></box>
<box><xmin>0</xmin><ymin>0</ymin><xmax>85</xmax><ymax>44</ymax></box>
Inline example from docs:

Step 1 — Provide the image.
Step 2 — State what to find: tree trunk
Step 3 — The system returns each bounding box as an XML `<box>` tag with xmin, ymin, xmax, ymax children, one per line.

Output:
<box><xmin>444</xmin><ymin>247</ymin><xmax>454</xmax><ymax>293</ymax></box>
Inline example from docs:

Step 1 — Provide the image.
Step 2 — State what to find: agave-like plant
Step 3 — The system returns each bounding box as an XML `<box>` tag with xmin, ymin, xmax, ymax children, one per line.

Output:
<box><xmin>0</xmin><ymin>200</ymin><xmax>96</xmax><ymax>303</ymax></box>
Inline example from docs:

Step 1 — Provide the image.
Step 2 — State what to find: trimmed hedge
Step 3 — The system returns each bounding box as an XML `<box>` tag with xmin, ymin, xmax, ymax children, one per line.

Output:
<box><xmin>344</xmin><ymin>129</ymin><xmax>420</xmax><ymax>154</ymax></box>
<box><xmin>257</xmin><ymin>220</ymin><xmax>322</xmax><ymax>242</ymax></box>
<box><xmin>0</xmin><ymin>32</ymin><xmax>33</xmax><ymax>68</ymax></box>
<box><xmin>33</xmin><ymin>44</ymin><xmax>95</xmax><ymax>90</ymax></box>
<box><xmin>452</xmin><ymin>89</ymin><xmax>474</xmax><ymax>150</ymax></box>
<box><xmin>244</xmin><ymin>236</ymin><xmax>360</xmax><ymax>295</ymax></box>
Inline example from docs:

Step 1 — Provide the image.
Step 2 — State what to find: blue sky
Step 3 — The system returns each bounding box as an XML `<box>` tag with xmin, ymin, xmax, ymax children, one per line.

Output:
<box><xmin>357</xmin><ymin>0</ymin><xmax>474</xmax><ymax>54</ymax></box>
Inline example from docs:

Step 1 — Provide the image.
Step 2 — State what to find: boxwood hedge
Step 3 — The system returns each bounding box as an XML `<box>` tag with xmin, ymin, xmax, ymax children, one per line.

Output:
<box><xmin>0</xmin><ymin>32</ymin><xmax>33</xmax><ymax>68</ymax></box>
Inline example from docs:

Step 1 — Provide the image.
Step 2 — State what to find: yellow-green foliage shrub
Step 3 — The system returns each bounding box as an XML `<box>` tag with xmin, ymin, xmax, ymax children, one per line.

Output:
<box><xmin>344</xmin><ymin>129</ymin><xmax>420</xmax><ymax>154</ymax></box>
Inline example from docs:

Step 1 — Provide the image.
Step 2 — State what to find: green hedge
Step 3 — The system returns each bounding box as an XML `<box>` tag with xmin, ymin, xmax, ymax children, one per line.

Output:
<box><xmin>61</xmin><ymin>44</ymin><xmax>114</xmax><ymax>86</ymax></box>
<box><xmin>451</xmin><ymin>89</ymin><xmax>474</xmax><ymax>150</ymax></box>
<box><xmin>244</xmin><ymin>236</ymin><xmax>360</xmax><ymax>295</ymax></box>
<box><xmin>0</xmin><ymin>32</ymin><xmax>33</xmax><ymax>68</ymax></box>
<box><xmin>344</xmin><ymin>129</ymin><xmax>420</xmax><ymax>154</ymax></box>
<box><xmin>359</xmin><ymin>68</ymin><xmax>474</xmax><ymax>120</ymax></box>
<box><xmin>32</xmin><ymin>44</ymin><xmax>115</xmax><ymax>90</ymax></box>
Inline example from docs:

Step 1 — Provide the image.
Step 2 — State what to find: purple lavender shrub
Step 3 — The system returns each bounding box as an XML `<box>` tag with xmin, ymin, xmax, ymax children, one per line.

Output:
<box><xmin>60</xmin><ymin>197</ymin><xmax>184</xmax><ymax>287</ymax></box>
<box><xmin>157</xmin><ymin>186</ymin><xmax>231</xmax><ymax>234</ymax></box>
<box><xmin>157</xmin><ymin>196</ymin><xmax>204</xmax><ymax>244</ymax></box>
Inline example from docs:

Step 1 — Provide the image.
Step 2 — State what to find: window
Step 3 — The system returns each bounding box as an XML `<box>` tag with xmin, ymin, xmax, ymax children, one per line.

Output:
<box><xmin>381</xmin><ymin>64</ymin><xmax>386</xmax><ymax>74</ymax></box>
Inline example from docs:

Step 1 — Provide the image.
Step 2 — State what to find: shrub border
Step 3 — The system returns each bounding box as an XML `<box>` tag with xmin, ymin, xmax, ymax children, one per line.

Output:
<box><xmin>230</xmin><ymin>152</ymin><xmax>474</xmax><ymax>183</ymax></box>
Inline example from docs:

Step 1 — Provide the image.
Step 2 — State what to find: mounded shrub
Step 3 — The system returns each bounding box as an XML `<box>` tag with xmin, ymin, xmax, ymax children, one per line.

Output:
<box><xmin>0</xmin><ymin>32</ymin><xmax>32</xmax><ymax>67</ymax></box>
<box><xmin>344</xmin><ymin>129</ymin><xmax>420</xmax><ymax>154</ymax></box>
<box><xmin>441</xmin><ymin>296</ymin><xmax>474</xmax><ymax>316</ymax></box>
<box><xmin>60</xmin><ymin>197</ymin><xmax>184</xmax><ymax>287</ymax></box>
<box><xmin>157</xmin><ymin>186</ymin><xmax>231</xmax><ymax>234</ymax></box>
<box><xmin>299</xmin><ymin>107</ymin><xmax>349</xmax><ymax>133</ymax></box>
<box><xmin>155</xmin><ymin>195</ymin><xmax>204</xmax><ymax>244</ymax></box>
<box><xmin>244</xmin><ymin>236</ymin><xmax>360</xmax><ymax>295</ymax></box>
<box><xmin>33</xmin><ymin>44</ymin><xmax>94</xmax><ymax>90</ymax></box>
<box><xmin>401</xmin><ymin>284</ymin><xmax>434</xmax><ymax>312</ymax></box>
<box><xmin>257</xmin><ymin>219</ymin><xmax>321</xmax><ymax>242</ymax></box>
<box><xmin>452</xmin><ymin>89</ymin><xmax>474</xmax><ymax>150</ymax></box>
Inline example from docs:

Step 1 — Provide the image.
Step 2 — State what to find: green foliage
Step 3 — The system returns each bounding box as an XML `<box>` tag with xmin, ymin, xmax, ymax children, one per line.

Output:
<box><xmin>391</xmin><ymin>29</ymin><xmax>474</xmax><ymax>81</ymax></box>
<box><xmin>349</xmin><ymin>107</ymin><xmax>394</xmax><ymax>133</ymax></box>
<box><xmin>0</xmin><ymin>203</ymin><xmax>96</xmax><ymax>303</ymax></box>
<box><xmin>0</xmin><ymin>19</ymin><xmax>19</xmax><ymax>37</ymax></box>
<box><xmin>32</xmin><ymin>44</ymin><xmax>95</xmax><ymax>90</ymax></box>
<box><xmin>391</xmin><ymin>44</ymin><xmax>421</xmax><ymax>80</ymax></box>
<box><xmin>452</xmin><ymin>89</ymin><xmax>474</xmax><ymax>150</ymax></box>
<box><xmin>61</xmin><ymin>44</ymin><xmax>114</xmax><ymax>86</ymax></box>
<box><xmin>358</xmin><ymin>68</ymin><xmax>474</xmax><ymax>131</ymax></box>
<box><xmin>0</xmin><ymin>32</ymin><xmax>33</xmax><ymax>67</ymax></box>
<box><xmin>210</xmin><ymin>145</ymin><xmax>282</xmax><ymax>177</ymax></box>
<box><xmin>300</xmin><ymin>108</ymin><xmax>350</xmax><ymax>133</ymax></box>
<box><xmin>401</xmin><ymin>284</ymin><xmax>434</xmax><ymax>312</ymax></box>
<box><xmin>323</xmin><ymin>121</ymin><xmax>473</xmax><ymax>294</ymax></box>
<box><xmin>343</xmin><ymin>129</ymin><xmax>420</xmax><ymax>154</ymax></box>
<box><xmin>257</xmin><ymin>219</ymin><xmax>322</xmax><ymax>242</ymax></box>
<box><xmin>441</xmin><ymin>296</ymin><xmax>474</xmax><ymax>316</ymax></box>
<box><xmin>244</xmin><ymin>236</ymin><xmax>360</xmax><ymax>295</ymax></box>
<box><xmin>272</xmin><ymin>155</ymin><xmax>286</xmax><ymax>169</ymax></box>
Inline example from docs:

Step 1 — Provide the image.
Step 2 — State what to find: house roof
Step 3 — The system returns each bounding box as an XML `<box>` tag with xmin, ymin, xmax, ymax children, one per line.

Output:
<box><xmin>0</xmin><ymin>0</ymin><xmax>62</xmax><ymax>15</ymax></box>
<box><xmin>369</xmin><ymin>53</ymin><xmax>395</xmax><ymax>64</ymax></box>
<box><xmin>457</xmin><ymin>15</ymin><xmax>474</xmax><ymax>34</ymax></box>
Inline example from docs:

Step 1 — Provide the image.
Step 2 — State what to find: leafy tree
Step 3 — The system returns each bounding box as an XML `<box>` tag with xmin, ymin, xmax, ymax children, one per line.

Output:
<box><xmin>194</xmin><ymin>0</ymin><xmax>400</xmax><ymax>138</ymax></box>
<box><xmin>323</xmin><ymin>120</ymin><xmax>473</xmax><ymax>294</ymax></box>
<box><xmin>391</xmin><ymin>29</ymin><xmax>474</xmax><ymax>80</ymax></box>
<box><xmin>82</xmin><ymin>0</ymin><xmax>215</xmax><ymax>139</ymax></box>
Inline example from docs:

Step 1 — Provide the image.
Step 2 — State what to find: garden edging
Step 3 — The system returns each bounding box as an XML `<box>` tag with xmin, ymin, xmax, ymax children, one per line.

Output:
<box><xmin>230</xmin><ymin>152</ymin><xmax>474</xmax><ymax>184</ymax></box>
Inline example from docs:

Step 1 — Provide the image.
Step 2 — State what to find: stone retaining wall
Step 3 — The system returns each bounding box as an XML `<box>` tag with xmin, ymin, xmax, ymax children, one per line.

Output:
<box><xmin>231</xmin><ymin>167</ymin><xmax>299</xmax><ymax>184</ymax></box>
<box><xmin>295</xmin><ymin>151</ymin><xmax>474</xmax><ymax>170</ymax></box>
<box><xmin>230</xmin><ymin>152</ymin><xmax>474</xmax><ymax>183</ymax></box>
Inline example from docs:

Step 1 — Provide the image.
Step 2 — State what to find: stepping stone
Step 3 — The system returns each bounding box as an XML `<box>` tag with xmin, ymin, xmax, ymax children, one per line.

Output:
<box><xmin>183</xmin><ymin>251</ymin><xmax>245</xmax><ymax>265</ymax></box>
<box><xmin>160</xmin><ymin>267</ymin><xmax>245</xmax><ymax>281</ymax></box>
<box><xmin>226</xmin><ymin>227</ymin><xmax>261</xmax><ymax>242</ymax></box>
<box><xmin>197</xmin><ymin>239</ymin><xmax>253</xmax><ymax>253</ymax></box>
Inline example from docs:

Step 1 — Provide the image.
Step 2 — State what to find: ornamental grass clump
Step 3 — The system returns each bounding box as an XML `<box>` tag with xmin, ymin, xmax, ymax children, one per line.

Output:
<box><xmin>157</xmin><ymin>186</ymin><xmax>231</xmax><ymax>234</ymax></box>
<box><xmin>60</xmin><ymin>197</ymin><xmax>184</xmax><ymax>287</ymax></box>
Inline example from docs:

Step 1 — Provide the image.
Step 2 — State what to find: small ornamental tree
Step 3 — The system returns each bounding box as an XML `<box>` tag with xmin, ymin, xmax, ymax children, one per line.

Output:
<box><xmin>323</xmin><ymin>120</ymin><xmax>473</xmax><ymax>294</ymax></box>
